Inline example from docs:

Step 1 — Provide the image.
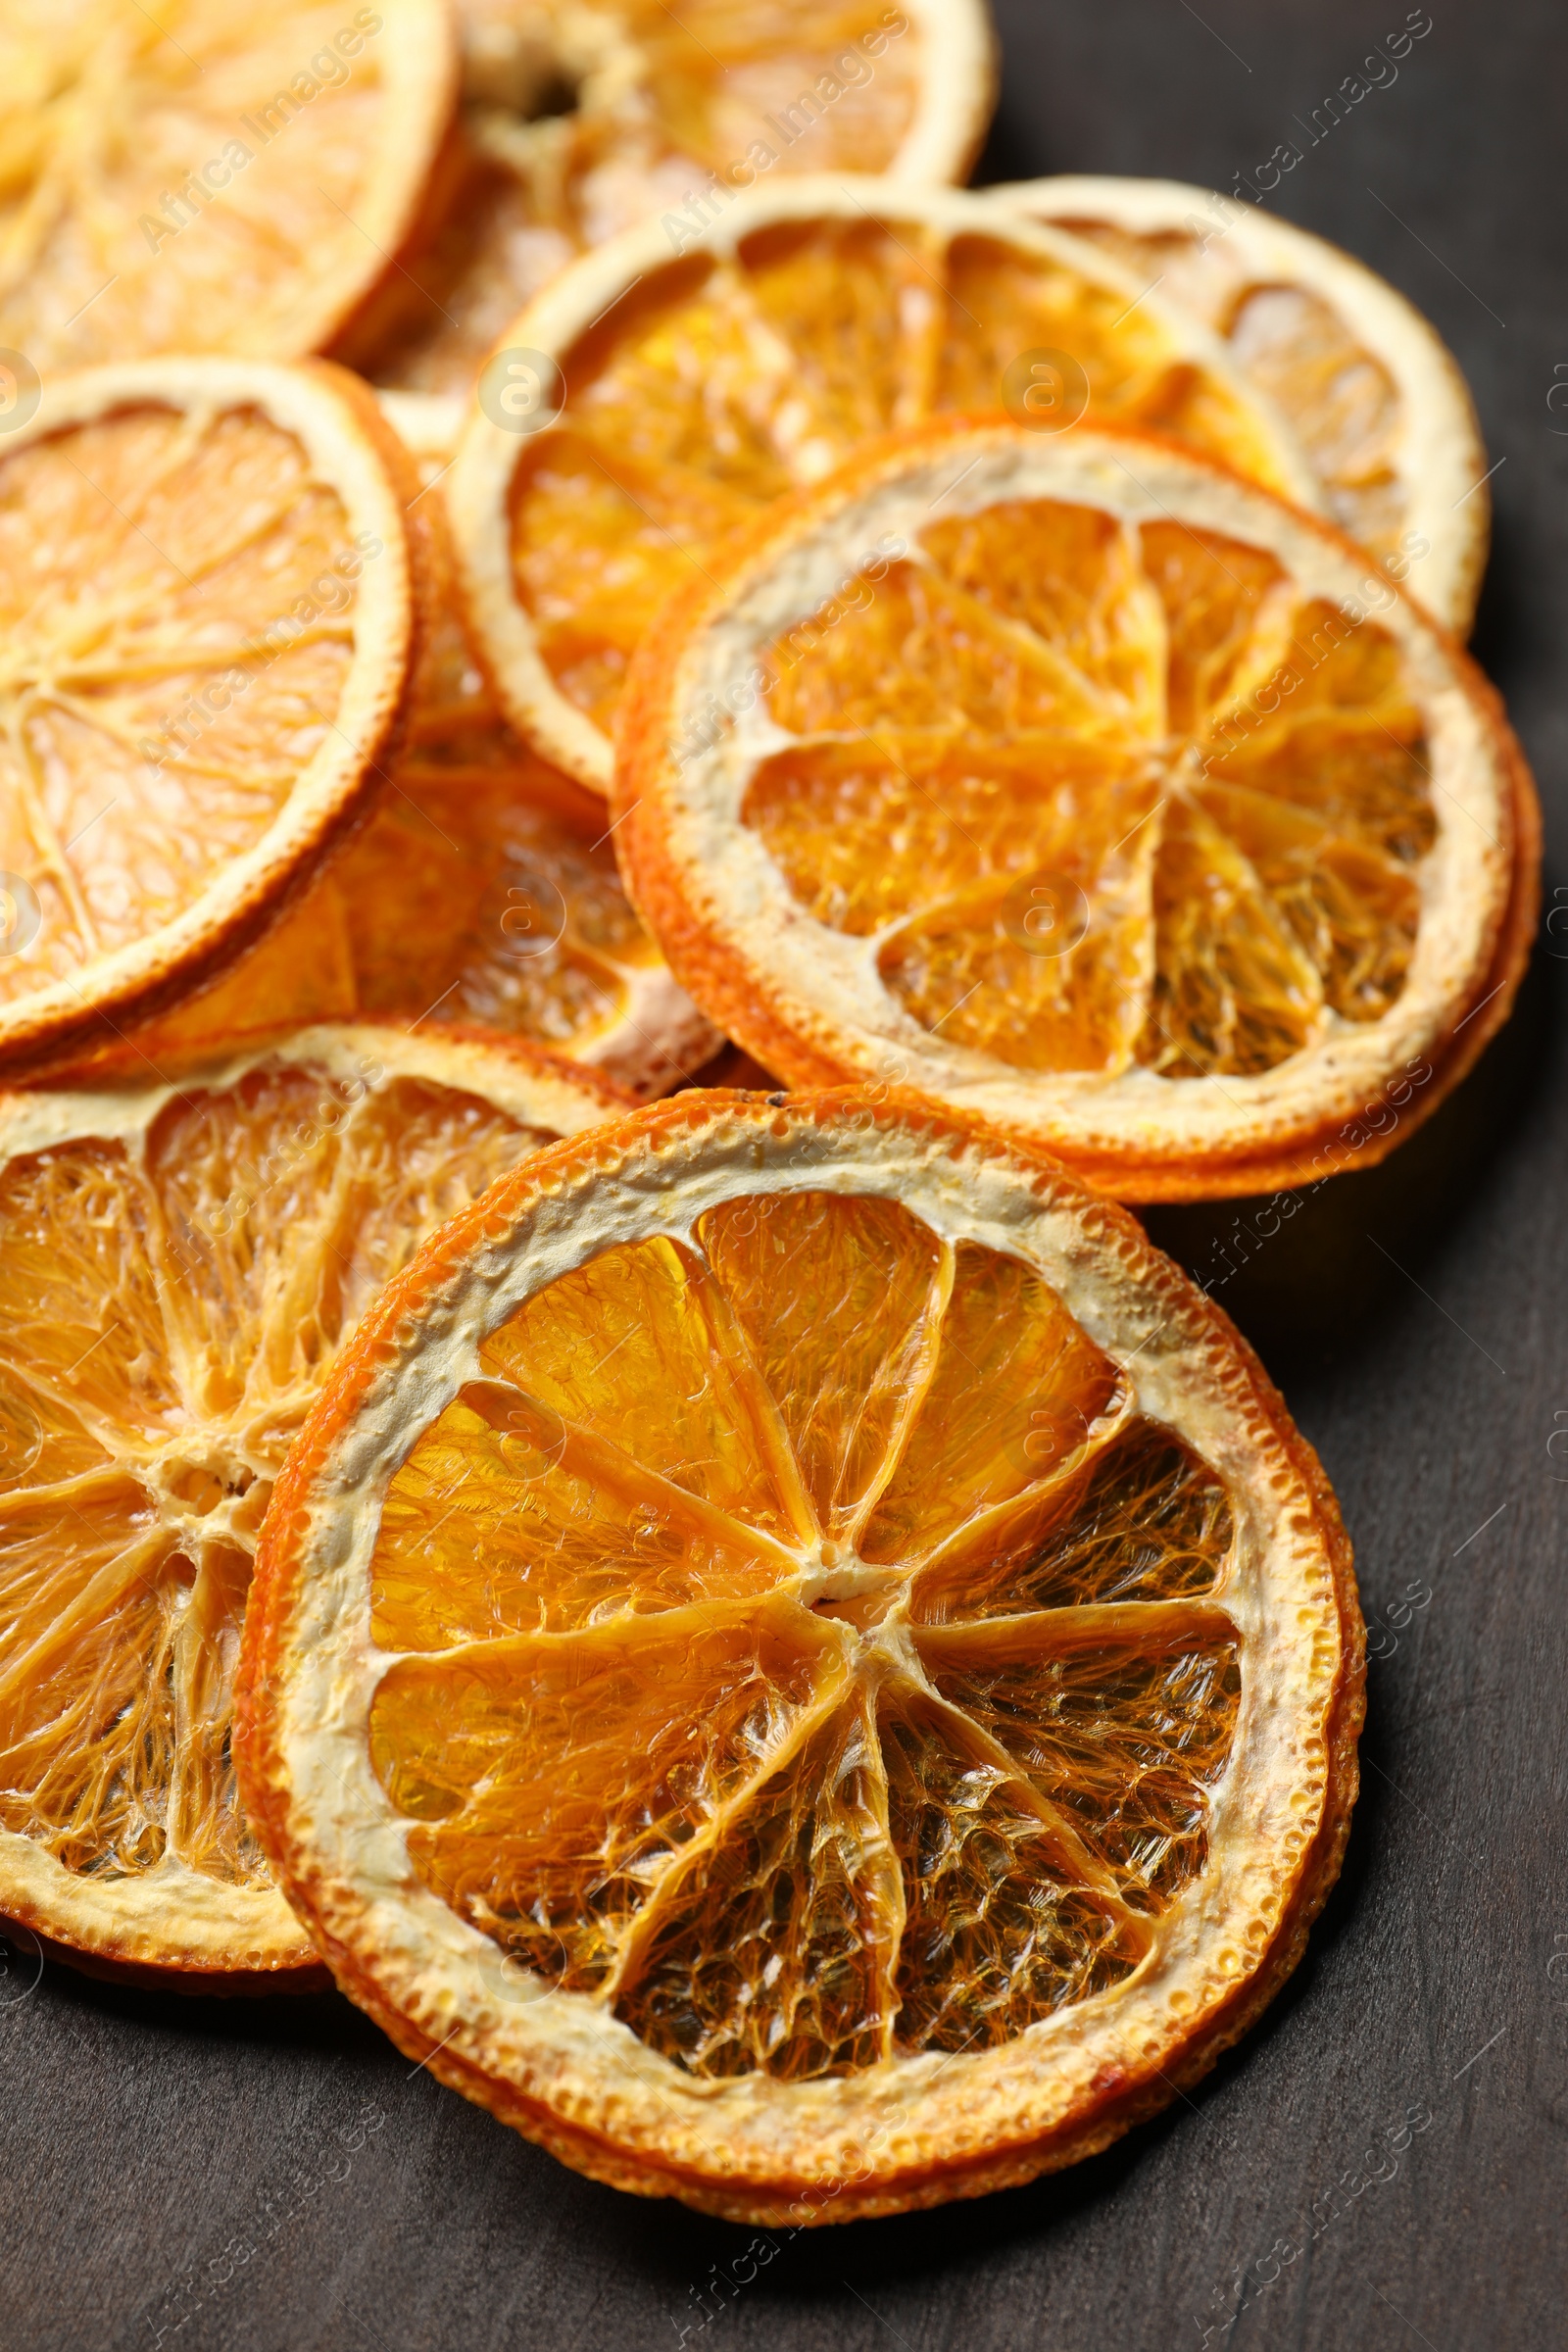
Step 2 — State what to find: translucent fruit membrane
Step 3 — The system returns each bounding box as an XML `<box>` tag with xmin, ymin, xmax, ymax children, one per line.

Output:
<box><xmin>368</xmin><ymin>1187</ymin><xmax>1243</xmax><ymax>2082</ymax></box>
<box><xmin>745</xmin><ymin>500</ymin><xmax>1436</xmax><ymax>1079</ymax></box>
<box><xmin>0</xmin><ymin>403</ymin><xmax>358</xmax><ymax>1010</ymax></box>
<box><xmin>369</xmin><ymin>4</ymin><xmax>926</xmax><ymax>394</ymax></box>
<box><xmin>506</xmin><ymin>219</ymin><xmax>1299</xmax><ymax>741</ymax></box>
<box><xmin>0</xmin><ymin>1066</ymin><xmax>556</xmax><ymax>1897</ymax></box>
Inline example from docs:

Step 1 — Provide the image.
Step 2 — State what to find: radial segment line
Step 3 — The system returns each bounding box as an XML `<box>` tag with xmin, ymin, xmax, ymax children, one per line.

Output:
<box><xmin>60</xmin><ymin>453</ymin><xmax>196</xmax><ymax>588</ymax></box>
<box><xmin>165</xmin><ymin>1540</ymin><xmax>252</xmax><ymax>1867</ymax></box>
<box><xmin>893</xmin><ymin>225</ymin><xmax>950</xmax><ymax>427</ymax></box>
<box><xmin>898</xmin><ymin>1672</ymin><xmax>1152</xmax><ymax>1935</ymax></box>
<box><xmin>160</xmin><ymin>483</ymin><xmax>342</xmax><ymax>601</ymax></box>
<box><xmin>456</xmin><ymin>1376</ymin><xmax>807</xmax><ymax>1581</ymax></box>
<box><xmin>1104</xmin><ymin>451</ymin><xmax>1255</xmax><ymax>595</ymax></box>
<box><xmin>842</xmin><ymin>1241</ymin><xmax>956</xmax><ymax>1552</ymax></box>
<box><xmin>0</xmin><ymin>1526</ymin><xmax>174</xmax><ymax>1709</ymax></box>
<box><xmin>912</xmin><ymin>1596</ymin><xmax>1240</xmax><ymax>1660</ymax></box>
<box><xmin>597</xmin><ymin>1666</ymin><xmax>856</xmax><ymax>2004</ymax></box>
<box><xmin>382</xmin><ymin>1586</ymin><xmax>811</xmax><ymax>1673</ymax></box>
<box><xmin>834</xmin><ymin>186</ymin><xmax>983</xmax><ymax>334</ymax></box>
<box><xmin>900</xmin><ymin>1373</ymin><xmax>1139</xmax><ymax>1590</ymax></box>
<box><xmin>856</xmin><ymin>1682</ymin><xmax>907</xmax><ymax>2065</ymax></box>
<box><xmin>5</xmin><ymin>698</ymin><xmax>104</xmax><ymax>957</ymax></box>
<box><xmin>0</xmin><ymin>1348</ymin><xmax>163</xmax><ymax>1473</ymax></box>
<box><xmin>909</xmin><ymin>564</ymin><xmax>1132</xmax><ymax>725</ymax></box>
<box><xmin>128</xmin><ymin>1124</ymin><xmax>245</xmax><ymax>1434</ymax></box>
<box><xmin>61</xmin><ymin>617</ymin><xmax>363</xmax><ymax>695</ymax></box>
<box><xmin>0</xmin><ymin>1465</ymin><xmax>143</xmax><ymax>1516</ymax></box>
<box><xmin>681</xmin><ymin>1246</ymin><xmax>822</xmax><ymax>1546</ymax></box>
<box><xmin>58</xmin><ymin>399</ymin><xmax>218</xmax><ymax>562</ymax></box>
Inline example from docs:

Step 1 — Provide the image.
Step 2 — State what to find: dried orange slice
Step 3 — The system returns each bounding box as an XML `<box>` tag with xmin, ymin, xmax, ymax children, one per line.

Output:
<box><xmin>445</xmin><ymin>176</ymin><xmax>1322</xmax><ymax>790</ymax></box>
<box><xmin>0</xmin><ymin>1024</ymin><xmax>629</xmax><ymax>1984</ymax></box>
<box><xmin>237</xmin><ymin>1089</ymin><xmax>1362</xmax><ymax>2219</ymax></box>
<box><xmin>0</xmin><ymin>357</ymin><xmax>424</xmax><ymax>1078</ymax></box>
<box><xmin>87</xmin><ymin>392</ymin><xmax>720</xmax><ymax>1097</ymax></box>
<box><xmin>119</xmin><ymin>748</ymin><xmax>725</xmax><ymax>1098</ymax></box>
<box><xmin>0</xmin><ymin>1</ymin><xmax>456</xmax><ymax>374</ymax></box>
<box><xmin>996</xmin><ymin>175</ymin><xmax>1490</xmax><ymax>635</ymax></box>
<box><xmin>613</xmin><ymin>417</ymin><xmax>1540</xmax><ymax>1202</ymax></box>
<box><xmin>354</xmin><ymin>1</ymin><xmax>997</xmax><ymax>398</ymax></box>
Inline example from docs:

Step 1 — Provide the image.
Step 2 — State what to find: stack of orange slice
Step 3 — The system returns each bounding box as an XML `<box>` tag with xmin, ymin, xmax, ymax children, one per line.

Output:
<box><xmin>445</xmin><ymin>177</ymin><xmax>1325</xmax><ymax>791</ymax></box>
<box><xmin>0</xmin><ymin>0</ymin><xmax>1540</xmax><ymax>2235</ymax></box>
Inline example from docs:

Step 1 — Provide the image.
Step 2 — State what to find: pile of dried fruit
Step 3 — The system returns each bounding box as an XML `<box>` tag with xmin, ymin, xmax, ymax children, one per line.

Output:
<box><xmin>0</xmin><ymin>0</ymin><xmax>1536</xmax><ymax>2223</ymax></box>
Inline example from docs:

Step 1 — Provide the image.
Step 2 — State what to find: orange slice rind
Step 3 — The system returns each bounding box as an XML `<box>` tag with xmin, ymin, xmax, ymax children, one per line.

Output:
<box><xmin>995</xmin><ymin>173</ymin><xmax>1490</xmax><ymax>635</ymax></box>
<box><xmin>237</xmin><ymin>1088</ymin><xmax>1362</xmax><ymax>2219</ymax></box>
<box><xmin>612</xmin><ymin>416</ymin><xmax>1539</xmax><ymax>1200</ymax></box>
<box><xmin>0</xmin><ymin>1023</ymin><xmax>631</xmax><ymax>1982</ymax></box>
<box><xmin>445</xmin><ymin>175</ymin><xmax>1322</xmax><ymax>791</ymax></box>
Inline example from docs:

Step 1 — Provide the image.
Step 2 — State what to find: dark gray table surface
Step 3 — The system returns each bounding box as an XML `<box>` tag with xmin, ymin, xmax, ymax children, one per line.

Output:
<box><xmin>5</xmin><ymin>5</ymin><xmax>1565</xmax><ymax>2347</ymax></box>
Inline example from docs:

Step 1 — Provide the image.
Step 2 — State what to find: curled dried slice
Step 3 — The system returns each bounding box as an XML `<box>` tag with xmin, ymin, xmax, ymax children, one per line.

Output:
<box><xmin>445</xmin><ymin>175</ymin><xmax>1319</xmax><ymax>790</ymax></box>
<box><xmin>995</xmin><ymin>173</ymin><xmax>1490</xmax><ymax>635</ymax></box>
<box><xmin>613</xmin><ymin>416</ymin><xmax>1539</xmax><ymax>1200</ymax></box>
<box><xmin>238</xmin><ymin>1090</ymin><xmax>1362</xmax><ymax>2219</ymax></box>
<box><xmin>0</xmin><ymin>1025</ymin><xmax>630</xmax><ymax>1982</ymax></box>
<box><xmin>0</xmin><ymin>0</ymin><xmax>456</xmax><ymax>372</ymax></box>
<box><xmin>354</xmin><ymin>0</ymin><xmax>997</xmax><ymax>397</ymax></box>
<box><xmin>0</xmin><ymin>358</ymin><xmax>424</xmax><ymax>1076</ymax></box>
